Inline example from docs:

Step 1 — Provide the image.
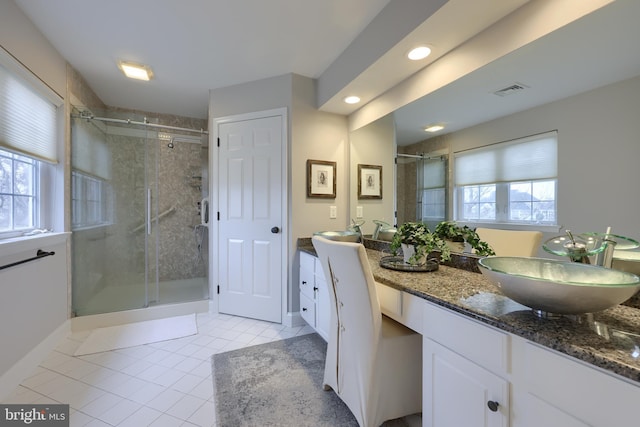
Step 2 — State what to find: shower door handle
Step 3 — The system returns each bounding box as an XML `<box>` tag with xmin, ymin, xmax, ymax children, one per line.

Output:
<box><xmin>147</xmin><ymin>188</ymin><xmax>152</xmax><ymax>235</ymax></box>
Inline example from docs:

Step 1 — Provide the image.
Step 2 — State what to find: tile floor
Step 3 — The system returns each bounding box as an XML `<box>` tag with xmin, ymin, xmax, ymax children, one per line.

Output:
<box><xmin>1</xmin><ymin>312</ymin><xmax>315</xmax><ymax>427</ymax></box>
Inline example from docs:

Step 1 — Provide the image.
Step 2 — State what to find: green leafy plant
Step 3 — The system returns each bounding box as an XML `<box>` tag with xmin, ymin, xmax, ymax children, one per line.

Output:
<box><xmin>433</xmin><ymin>221</ymin><xmax>495</xmax><ymax>256</ymax></box>
<box><xmin>390</xmin><ymin>222</ymin><xmax>451</xmax><ymax>265</ymax></box>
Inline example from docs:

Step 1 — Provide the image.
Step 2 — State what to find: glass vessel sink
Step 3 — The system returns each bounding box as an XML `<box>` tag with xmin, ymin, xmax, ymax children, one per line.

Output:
<box><xmin>543</xmin><ymin>232</ymin><xmax>639</xmax><ymax>262</ymax></box>
<box><xmin>313</xmin><ymin>230</ymin><xmax>360</xmax><ymax>242</ymax></box>
<box><xmin>478</xmin><ymin>257</ymin><xmax>640</xmax><ymax>315</ymax></box>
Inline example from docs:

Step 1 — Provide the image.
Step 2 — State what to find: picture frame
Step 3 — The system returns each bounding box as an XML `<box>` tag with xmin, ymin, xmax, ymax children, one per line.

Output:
<box><xmin>358</xmin><ymin>164</ymin><xmax>382</xmax><ymax>199</ymax></box>
<box><xmin>307</xmin><ymin>159</ymin><xmax>336</xmax><ymax>198</ymax></box>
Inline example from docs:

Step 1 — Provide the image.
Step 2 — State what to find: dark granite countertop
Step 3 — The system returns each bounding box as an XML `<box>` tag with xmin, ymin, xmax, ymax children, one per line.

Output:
<box><xmin>298</xmin><ymin>239</ymin><xmax>640</xmax><ymax>385</ymax></box>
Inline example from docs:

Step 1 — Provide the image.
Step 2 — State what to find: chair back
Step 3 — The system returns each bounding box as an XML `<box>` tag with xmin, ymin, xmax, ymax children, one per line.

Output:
<box><xmin>475</xmin><ymin>227</ymin><xmax>543</xmax><ymax>257</ymax></box>
<box><xmin>312</xmin><ymin>236</ymin><xmax>382</xmax><ymax>391</ymax></box>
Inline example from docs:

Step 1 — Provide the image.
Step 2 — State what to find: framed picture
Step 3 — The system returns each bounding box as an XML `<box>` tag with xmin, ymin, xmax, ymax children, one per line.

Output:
<box><xmin>358</xmin><ymin>164</ymin><xmax>382</xmax><ymax>199</ymax></box>
<box><xmin>307</xmin><ymin>159</ymin><xmax>336</xmax><ymax>198</ymax></box>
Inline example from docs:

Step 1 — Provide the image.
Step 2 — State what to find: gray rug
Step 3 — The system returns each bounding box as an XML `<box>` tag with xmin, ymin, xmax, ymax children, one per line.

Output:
<box><xmin>211</xmin><ymin>333</ymin><xmax>420</xmax><ymax>427</ymax></box>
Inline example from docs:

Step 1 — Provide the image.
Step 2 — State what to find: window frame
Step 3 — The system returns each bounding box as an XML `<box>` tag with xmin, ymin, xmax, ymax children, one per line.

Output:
<box><xmin>0</xmin><ymin>48</ymin><xmax>63</xmax><ymax>240</ymax></box>
<box><xmin>71</xmin><ymin>170</ymin><xmax>113</xmax><ymax>231</ymax></box>
<box><xmin>453</xmin><ymin>132</ymin><xmax>559</xmax><ymax>231</ymax></box>
<box><xmin>0</xmin><ymin>149</ymin><xmax>40</xmax><ymax>238</ymax></box>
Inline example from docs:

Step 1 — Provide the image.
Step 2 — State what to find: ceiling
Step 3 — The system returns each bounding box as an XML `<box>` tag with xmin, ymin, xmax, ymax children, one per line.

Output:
<box><xmin>12</xmin><ymin>1</ymin><xmax>639</xmax><ymax>147</ymax></box>
<box><xmin>12</xmin><ymin>0</ymin><xmax>524</xmax><ymax>120</ymax></box>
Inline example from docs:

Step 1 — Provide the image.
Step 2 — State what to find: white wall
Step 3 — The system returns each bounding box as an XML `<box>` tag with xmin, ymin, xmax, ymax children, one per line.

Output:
<box><xmin>0</xmin><ymin>1</ymin><xmax>70</xmax><ymax>399</ymax></box>
<box><xmin>0</xmin><ymin>0</ymin><xmax>67</xmax><ymax>97</ymax></box>
<box><xmin>0</xmin><ymin>233</ymin><xmax>70</xmax><ymax>399</ymax></box>
<box><xmin>349</xmin><ymin>113</ymin><xmax>395</xmax><ymax>235</ymax></box>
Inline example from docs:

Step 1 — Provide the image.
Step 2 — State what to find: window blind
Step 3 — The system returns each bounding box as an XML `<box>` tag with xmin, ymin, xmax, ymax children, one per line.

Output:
<box><xmin>421</xmin><ymin>157</ymin><xmax>446</xmax><ymax>189</ymax></box>
<box><xmin>454</xmin><ymin>131</ymin><xmax>557</xmax><ymax>186</ymax></box>
<box><xmin>0</xmin><ymin>62</ymin><xmax>58</xmax><ymax>163</ymax></box>
<box><xmin>71</xmin><ymin>118</ymin><xmax>112</xmax><ymax>180</ymax></box>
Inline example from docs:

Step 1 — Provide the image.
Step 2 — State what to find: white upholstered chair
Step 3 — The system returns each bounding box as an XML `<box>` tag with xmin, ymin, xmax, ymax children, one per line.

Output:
<box><xmin>311</xmin><ymin>236</ymin><xmax>422</xmax><ymax>427</ymax></box>
<box><xmin>475</xmin><ymin>227</ymin><xmax>543</xmax><ymax>257</ymax></box>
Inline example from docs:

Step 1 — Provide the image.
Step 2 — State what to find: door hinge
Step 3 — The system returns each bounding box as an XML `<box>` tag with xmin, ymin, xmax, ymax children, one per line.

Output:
<box><xmin>217</xmin><ymin>137</ymin><xmax>220</xmax><ymax>147</ymax></box>
<box><xmin>217</xmin><ymin>212</ymin><xmax>220</xmax><ymax>221</ymax></box>
<box><xmin>217</xmin><ymin>285</ymin><xmax>220</xmax><ymax>294</ymax></box>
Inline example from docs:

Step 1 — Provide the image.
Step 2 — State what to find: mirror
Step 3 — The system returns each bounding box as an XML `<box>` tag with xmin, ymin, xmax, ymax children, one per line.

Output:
<box><xmin>349</xmin><ymin>1</ymin><xmax>640</xmax><ymax>259</ymax></box>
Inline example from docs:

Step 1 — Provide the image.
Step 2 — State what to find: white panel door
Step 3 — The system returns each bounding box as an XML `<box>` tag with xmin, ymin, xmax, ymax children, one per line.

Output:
<box><xmin>216</xmin><ymin>112</ymin><xmax>284</xmax><ymax>323</ymax></box>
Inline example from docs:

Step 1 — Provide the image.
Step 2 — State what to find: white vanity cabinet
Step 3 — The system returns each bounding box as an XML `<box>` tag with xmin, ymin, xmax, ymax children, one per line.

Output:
<box><xmin>299</xmin><ymin>251</ymin><xmax>329</xmax><ymax>341</ymax></box>
<box><xmin>511</xmin><ymin>338</ymin><xmax>640</xmax><ymax>427</ymax></box>
<box><xmin>421</xmin><ymin>300</ymin><xmax>640</xmax><ymax>427</ymax></box>
<box><xmin>422</xmin><ymin>302</ymin><xmax>510</xmax><ymax>427</ymax></box>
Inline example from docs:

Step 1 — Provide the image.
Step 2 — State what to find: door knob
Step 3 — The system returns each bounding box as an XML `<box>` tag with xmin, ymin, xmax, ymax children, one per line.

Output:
<box><xmin>487</xmin><ymin>401</ymin><xmax>499</xmax><ymax>412</ymax></box>
<box><xmin>271</xmin><ymin>226</ymin><xmax>280</xmax><ymax>234</ymax></box>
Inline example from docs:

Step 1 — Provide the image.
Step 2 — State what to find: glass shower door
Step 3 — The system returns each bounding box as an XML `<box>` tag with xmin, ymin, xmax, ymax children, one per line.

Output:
<box><xmin>71</xmin><ymin>112</ymin><xmax>150</xmax><ymax>315</ymax></box>
<box><xmin>71</xmin><ymin>108</ymin><xmax>209</xmax><ymax>317</ymax></box>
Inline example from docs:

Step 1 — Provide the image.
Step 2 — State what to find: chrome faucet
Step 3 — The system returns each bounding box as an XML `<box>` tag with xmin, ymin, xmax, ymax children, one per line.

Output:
<box><xmin>565</xmin><ymin>227</ymin><xmax>617</xmax><ymax>268</ymax></box>
<box><xmin>594</xmin><ymin>227</ymin><xmax>617</xmax><ymax>268</ymax></box>
<box><xmin>349</xmin><ymin>219</ymin><xmax>364</xmax><ymax>242</ymax></box>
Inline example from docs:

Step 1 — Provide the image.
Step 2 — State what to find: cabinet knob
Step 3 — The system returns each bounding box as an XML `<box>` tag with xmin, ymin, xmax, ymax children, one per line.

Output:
<box><xmin>302</xmin><ymin>281</ymin><xmax>307</xmax><ymax>285</ymax></box>
<box><xmin>313</xmin><ymin>286</ymin><xmax>318</xmax><ymax>291</ymax></box>
<box><xmin>487</xmin><ymin>401</ymin><xmax>499</xmax><ymax>412</ymax></box>
<box><xmin>302</xmin><ymin>307</ymin><xmax>307</xmax><ymax>312</ymax></box>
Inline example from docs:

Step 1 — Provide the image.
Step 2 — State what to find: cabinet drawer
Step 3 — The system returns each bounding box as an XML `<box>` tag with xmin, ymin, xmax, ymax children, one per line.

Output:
<box><xmin>423</xmin><ymin>302</ymin><xmax>508</xmax><ymax>374</ymax></box>
<box><xmin>376</xmin><ymin>282</ymin><xmax>402</xmax><ymax>320</ymax></box>
<box><xmin>402</xmin><ymin>292</ymin><xmax>424</xmax><ymax>333</ymax></box>
<box><xmin>300</xmin><ymin>292</ymin><xmax>316</xmax><ymax>327</ymax></box>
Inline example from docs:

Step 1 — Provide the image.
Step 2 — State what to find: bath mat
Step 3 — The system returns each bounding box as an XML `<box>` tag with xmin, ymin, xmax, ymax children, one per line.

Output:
<box><xmin>211</xmin><ymin>333</ymin><xmax>420</xmax><ymax>427</ymax></box>
<box><xmin>74</xmin><ymin>313</ymin><xmax>197</xmax><ymax>356</ymax></box>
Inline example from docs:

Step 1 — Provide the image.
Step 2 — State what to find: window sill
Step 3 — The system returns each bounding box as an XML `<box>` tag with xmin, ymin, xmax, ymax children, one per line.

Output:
<box><xmin>457</xmin><ymin>222</ymin><xmax>561</xmax><ymax>234</ymax></box>
<box><xmin>0</xmin><ymin>232</ymin><xmax>70</xmax><ymax>259</ymax></box>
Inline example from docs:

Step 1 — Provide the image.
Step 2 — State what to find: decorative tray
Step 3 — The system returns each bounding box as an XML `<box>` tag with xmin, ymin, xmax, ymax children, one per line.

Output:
<box><xmin>379</xmin><ymin>256</ymin><xmax>439</xmax><ymax>272</ymax></box>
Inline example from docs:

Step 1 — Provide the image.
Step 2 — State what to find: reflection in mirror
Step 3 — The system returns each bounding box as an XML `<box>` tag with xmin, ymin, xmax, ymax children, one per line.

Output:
<box><xmin>396</xmin><ymin>153</ymin><xmax>448</xmax><ymax>232</ymax></box>
<box><xmin>355</xmin><ymin>2</ymin><xmax>640</xmax><ymax>263</ymax></box>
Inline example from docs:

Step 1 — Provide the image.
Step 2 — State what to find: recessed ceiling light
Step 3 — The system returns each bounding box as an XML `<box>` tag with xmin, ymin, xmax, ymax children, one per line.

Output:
<box><xmin>118</xmin><ymin>61</ymin><xmax>154</xmax><ymax>81</ymax></box>
<box><xmin>344</xmin><ymin>96</ymin><xmax>361</xmax><ymax>104</ymax></box>
<box><xmin>424</xmin><ymin>124</ymin><xmax>444</xmax><ymax>133</ymax></box>
<box><xmin>407</xmin><ymin>46</ymin><xmax>432</xmax><ymax>61</ymax></box>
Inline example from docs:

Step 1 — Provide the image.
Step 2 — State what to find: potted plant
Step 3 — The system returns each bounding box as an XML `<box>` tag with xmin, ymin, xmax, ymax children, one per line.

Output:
<box><xmin>390</xmin><ymin>222</ymin><xmax>451</xmax><ymax>265</ymax></box>
<box><xmin>433</xmin><ymin>221</ymin><xmax>495</xmax><ymax>256</ymax></box>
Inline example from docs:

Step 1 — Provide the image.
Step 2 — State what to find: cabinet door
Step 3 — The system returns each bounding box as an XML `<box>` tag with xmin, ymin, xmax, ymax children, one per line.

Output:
<box><xmin>424</xmin><ymin>338</ymin><xmax>509</xmax><ymax>427</ymax></box>
<box><xmin>299</xmin><ymin>253</ymin><xmax>315</xmax><ymax>300</ymax></box>
<box><xmin>520</xmin><ymin>394</ymin><xmax>588</xmax><ymax>427</ymax></box>
<box><xmin>300</xmin><ymin>292</ymin><xmax>315</xmax><ymax>327</ymax></box>
<box><xmin>315</xmin><ymin>275</ymin><xmax>330</xmax><ymax>341</ymax></box>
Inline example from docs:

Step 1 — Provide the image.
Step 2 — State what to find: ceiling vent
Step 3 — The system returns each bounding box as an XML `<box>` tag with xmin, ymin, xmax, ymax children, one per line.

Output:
<box><xmin>492</xmin><ymin>82</ymin><xmax>530</xmax><ymax>97</ymax></box>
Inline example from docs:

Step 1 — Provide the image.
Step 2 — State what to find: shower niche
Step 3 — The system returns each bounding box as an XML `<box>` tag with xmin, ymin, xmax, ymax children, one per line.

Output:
<box><xmin>70</xmin><ymin>107</ymin><xmax>210</xmax><ymax>316</ymax></box>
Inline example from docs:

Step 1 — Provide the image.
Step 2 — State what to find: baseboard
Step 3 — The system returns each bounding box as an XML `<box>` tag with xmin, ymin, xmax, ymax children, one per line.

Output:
<box><xmin>285</xmin><ymin>311</ymin><xmax>306</xmax><ymax>328</ymax></box>
<box><xmin>0</xmin><ymin>319</ymin><xmax>71</xmax><ymax>402</ymax></box>
<box><xmin>71</xmin><ymin>300</ymin><xmax>209</xmax><ymax>332</ymax></box>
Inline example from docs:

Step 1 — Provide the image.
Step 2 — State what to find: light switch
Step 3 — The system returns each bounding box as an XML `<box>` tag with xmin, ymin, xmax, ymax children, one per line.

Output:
<box><xmin>329</xmin><ymin>206</ymin><xmax>337</xmax><ymax>219</ymax></box>
<box><xmin>356</xmin><ymin>206</ymin><xmax>363</xmax><ymax>218</ymax></box>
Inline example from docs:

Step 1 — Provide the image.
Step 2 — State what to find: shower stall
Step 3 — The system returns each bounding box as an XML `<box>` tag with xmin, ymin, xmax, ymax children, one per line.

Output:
<box><xmin>70</xmin><ymin>107</ymin><xmax>209</xmax><ymax>316</ymax></box>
